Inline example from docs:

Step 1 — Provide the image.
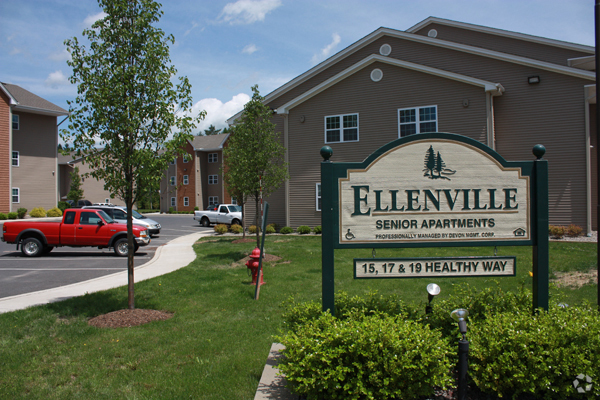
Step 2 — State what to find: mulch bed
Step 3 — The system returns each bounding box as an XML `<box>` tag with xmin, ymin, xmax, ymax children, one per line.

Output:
<box><xmin>88</xmin><ymin>309</ymin><xmax>173</xmax><ymax>328</ymax></box>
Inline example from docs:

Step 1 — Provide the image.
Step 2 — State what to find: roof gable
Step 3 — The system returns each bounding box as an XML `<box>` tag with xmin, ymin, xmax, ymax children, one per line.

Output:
<box><xmin>0</xmin><ymin>82</ymin><xmax>68</xmax><ymax>116</ymax></box>
<box><xmin>190</xmin><ymin>133</ymin><xmax>229</xmax><ymax>151</ymax></box>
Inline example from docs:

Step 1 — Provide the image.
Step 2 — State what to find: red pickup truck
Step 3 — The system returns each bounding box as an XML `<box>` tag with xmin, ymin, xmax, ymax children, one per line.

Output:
<box><xmin>1</xmin><ymin>208</ymin><xmax>150</xmax><ymax>257</ymax></box>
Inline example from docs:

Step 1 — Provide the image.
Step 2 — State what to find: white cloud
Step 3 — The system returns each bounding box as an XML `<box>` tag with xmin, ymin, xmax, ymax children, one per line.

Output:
<box><xmin>48</xmin><ymin>48</ymin><xmax>71</xmax><ymax>62</ymax></box>
<box><xmin>184</xmin><ymin>21</ymin><xmax>200</xmax><ymax>37</ymax></box>
<box><xmin>191</xmin><ymin>93</ymin><xmax>251</xmax><ymax>133</ymax></box>
<box><xmin>311</xmin><ymin>33</ymin><xmax>341</xmax><ymax>65</ymax></box>
<box><xmin>242</xmin><ymin>44</ymin><xmax>258</xmax><ymax>54</ymax></box>
<box><xmin>84</xmin><ymin>12</ymin><xmax>107</xmax><ymax>27</ymax></box>
<box><xmin>45</xmin><ymin>70</ymin><xmax>70</xmax><ymax>88</ymax></box>
<box><xmin>218</xmin><ymin>0</ymin><xmax>281</xmax><ymax>24</ymax></box>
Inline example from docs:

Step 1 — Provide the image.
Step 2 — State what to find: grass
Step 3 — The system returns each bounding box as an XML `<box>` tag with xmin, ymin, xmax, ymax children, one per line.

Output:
<box><xmin>0</xmin><ymin>236</ymin><xmax>597</xmax><ymax>399</ymax></box>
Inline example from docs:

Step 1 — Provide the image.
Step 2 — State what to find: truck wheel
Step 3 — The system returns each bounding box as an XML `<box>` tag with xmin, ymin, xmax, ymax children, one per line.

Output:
<box><xmin>231</xmin><ymin>219</ymin><xmax>241</xmax><ymax>226</ymax></box>
<box><xmin>22</xmin><ymin>238</ymin><xmax>43</xmax><ymax>257</ymax></box>
<box><xmin>201</xmin><ymin>217</ymin><xmax>210</xmax><ymax>227</ymax></box>
<box><xmin>113</xmin><ymin>238</ymin><xmax>129</xmax><ymax>257</ymax></box>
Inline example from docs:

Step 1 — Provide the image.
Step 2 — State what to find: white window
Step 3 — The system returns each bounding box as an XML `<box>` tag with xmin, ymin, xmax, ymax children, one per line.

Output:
<box><xmin>169</xmin><ymin>176</ymin><xmax>175</xmax><ymax>186</ymax></box>
<box><xmin>170</xmin><ymin>197</ymin><xmax>176</xmax><ymax>207</ymax></box>
<box><xmin>12</xmin><ymin>115</ymin><xmax>19</xmax><ymax>130</ymax></box>
<box><xmin>208</xmin><ymin>175</ymin><xmax>218</xmax><ymax>185</ymax></box>
<box><xmin>170</xmin><ymin>158</ymin><xmax>175</xmax><ymax>165</ymax></box>
<box><xmin>183</xmin><ymin>197</ymin><xmax>189</xmax><ymax>207</ymax></box>
<box><xmin>231</xmin><ymin>197</ymin><xmax>237</xmax><ymax>205</ymax></box>
<box><xmin>316</xmin><ymin>183</ymin><xmax>321</xmax><ymax>211</ymax></box>
<box><xmin>208</xmin><ymin>153</ymin><xmax>218</xmax><ymax>163</ymax></box>
<box><xmin>183</xmin><ymin>175</ymin><xmax>189</xmax><ymax>185</ymax></box>
<box><xmin>12</xmin><ymin>151</ymin><xmax>19</xmax><ymax>166</ymax></box>
<box><xmin>183</xmin><ymin>155</ymin><xmax>189</xmax><ymax>163</ymax></box>
<box><xmin>398</xmin><ymin>106</ymin><xmax>437</xmax><ymax>137</ymax></box>
<box><xmin>208</xmin><ymin>196</ymin><xmax>219</xmax><ymax>206</ymax></box>
<box><xmin>12</xmin><ymin>188</ymin><xmax>19</xmax><ymax>203</ymax></box>
<box><xmin>325</xmin><ymin>113</ymin><xmax>358</xmax><ymax>143</ymax></box>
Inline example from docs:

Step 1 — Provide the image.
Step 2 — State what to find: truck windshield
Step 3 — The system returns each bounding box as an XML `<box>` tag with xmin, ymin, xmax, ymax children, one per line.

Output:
<box><xmin>228</xmin><ymin>205</ymin><xmax>242</xmax><ymax>213</ymax></box>
<box><xmin>97</xmin><ymin>210</ymin><xmax>114</xmax><ymax>223</ymax></box>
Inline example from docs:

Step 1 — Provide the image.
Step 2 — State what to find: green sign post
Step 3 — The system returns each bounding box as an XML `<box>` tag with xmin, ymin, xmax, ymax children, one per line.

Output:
<box><xmin>320</xmin><ymin>133</ymin><xmax>549</xmax><ymax>315</ymax></box>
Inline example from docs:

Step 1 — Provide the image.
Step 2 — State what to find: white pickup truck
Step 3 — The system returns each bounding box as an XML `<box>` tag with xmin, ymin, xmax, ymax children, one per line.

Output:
<box><xmin>194</xmin><ymin>204</ymin><xmax>243</xmax><ymax>227</ymax></box>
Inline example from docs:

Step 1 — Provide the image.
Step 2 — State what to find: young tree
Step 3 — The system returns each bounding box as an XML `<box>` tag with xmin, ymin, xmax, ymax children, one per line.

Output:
<box><xmin>67</xmin><ymin>166</ymin><xmax>85</xmax><ymax>204</ymax></box>
<box><xmin>62</xmin><ymin>0</ymin><xmax>204</xmax><ymax>309</ymax></box>
<box><xmin>223</xmin><ymin>85</ymin><xmax>288</xmax><ymax>247</ymax></box>
<box><xmin>204</xmin><ymin>124</ymin><xmax>222</xmax><ymax>136</ymax></box>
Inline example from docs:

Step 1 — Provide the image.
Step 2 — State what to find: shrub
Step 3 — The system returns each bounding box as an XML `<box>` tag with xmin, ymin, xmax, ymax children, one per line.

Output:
<box><xmin>30</xmin><ymin>207</ymin><xmax>47</xmax><ymax>218</ymax></box>
<box><xmin>229</xmin><ymin>224</ymin><xmax>243</xmax><ymax>234</ymax></box>
<box><xmin>0</xmin><ymin>213</ymin><xmax>6</xmax><ymax>220</ymax></box>
<box><xmin>168</xmin><ymin>207</ymin><xmax>174</xmax><ymax>214</ymax></box>
<box><xmin>549</xmin><ymin>225</ymin><xmax>565</xmax><ymax>238</ymax></box>
<box><xmin>470</xmin><ymin>304</ymin><xmax>600</xmax><ymax>399</ymax></box>
<box><xmin>280</xmin><ymin>226</ymin><xmax>293</xmax><ymax>234</ymax></box>
<box><xmin>214</xmin><ymin>224</ymin><xmax>228</xmax><ymax>234</ymax></box>
<box><xmin>248</xmin><ymin>225</ymin><xmax>261</xmax><ymax>234</ymax></box>
<box><xmin>267</xmin><ymin>223</ymin><xmax>279</xmax><ymax>232</ymax></box>
<box><xmin>277</xmin><ymin>312</ymin><xmax>453</xmax><ymax>400</ymax></box>
<box><xmin>194</xmin><ymin>206</ymin><xmax>199</xmax><ymax>211</ymax></box>
<box><xmin>297</xmin><ymin>225</ymin><xmax>311</xmax><ymax>234</ymax></box>
<box><xmin>313</xmin><ymin>225</ymin><xmax>322</xmax><ymax>234</ymax></box>
<box><xmin>17</xmin><ymin>208</ymin><xmax>27</xmax><ymax>219</ymax></box>
<box><xmin>57</xmin><ymin>201</ymin><xmax>70</xmax><ymax>212</ymax></box>
<box><xmin>7</xmin><ymin>212</ymin><xmax>17</xmax><ymax>219</ymax></box>
<box><xmin>46</xmin><ymin>207</ymin><xmax>63</xmax><ymax>217</ymax></box>
<box><xmin>566</xmin><ymin>224</ymin><xmax>583</xmax><ymax>237</ymax></box>
<box><xmin>265</xmin><ymin>225</ymin><xmax>276</xmax><ymax>234</ymax></box>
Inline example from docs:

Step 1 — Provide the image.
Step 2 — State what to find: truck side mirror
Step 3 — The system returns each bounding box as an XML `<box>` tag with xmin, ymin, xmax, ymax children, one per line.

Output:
<box><xmin>97</xmin><ymin>220</ymin><xmax>104</xmax><ymax>226</ymax></box>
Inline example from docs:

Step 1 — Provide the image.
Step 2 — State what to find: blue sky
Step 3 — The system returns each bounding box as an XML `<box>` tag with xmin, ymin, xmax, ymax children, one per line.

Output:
<box><xmin>1</xmin><ymin>0</ymin><xmax>596</xmax><ymax>135</ymax></box>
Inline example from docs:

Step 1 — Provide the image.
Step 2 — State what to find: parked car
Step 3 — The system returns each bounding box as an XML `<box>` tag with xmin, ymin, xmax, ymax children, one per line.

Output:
<box><xmin>194</xmin><ymin>204</ymin><xmax>242</xmax><ymax>227</ymax></box>
<box><xmin>82</xmin><ymin>205</ymin><xmax>161</xmax><ymax>237</ymax></box>
<box><xmin>1</xmin><ymin>208</ymin><xmax>150</xmax><ymax>257</ymax></box>
<box><xmin>66</xmin><ymin>199</ymin><xmax>93</xmax><ymax>207</ymax></box>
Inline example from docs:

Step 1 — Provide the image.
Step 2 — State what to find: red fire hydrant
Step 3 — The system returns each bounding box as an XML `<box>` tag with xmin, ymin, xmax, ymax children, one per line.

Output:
<box><xmin>246</xmin><ymin>247</ymin><xmax>265</xmax><ymax>286</ymax></box>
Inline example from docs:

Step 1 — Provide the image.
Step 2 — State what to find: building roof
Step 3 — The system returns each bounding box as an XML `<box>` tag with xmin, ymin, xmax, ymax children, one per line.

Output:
<box><xmin>0</xmin><ymin>82</ymin><xmax>68</xmax><ymax>117</ymax></box>
<box><xmin>190</xmin><ymin>133</ymin><xmax>229</xmax><ymax>151</ymax></box>
<box><xmin>227</xmin><ymin>16</ymin><xmax>596</xmax><ymax>124</ymax></box>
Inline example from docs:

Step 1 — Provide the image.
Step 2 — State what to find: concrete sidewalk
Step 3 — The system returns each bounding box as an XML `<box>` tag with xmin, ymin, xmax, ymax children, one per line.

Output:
<box><xmin>0</xmin><ymin>231</ymin><xmax>213</xmax><ymax>314</ymax></box>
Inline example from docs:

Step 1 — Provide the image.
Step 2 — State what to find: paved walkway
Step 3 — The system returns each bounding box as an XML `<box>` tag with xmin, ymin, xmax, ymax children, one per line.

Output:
<box><xmin>0</xmin><ymin>231</ymin><xmax>212</xmax><ymax>313</ymax></box>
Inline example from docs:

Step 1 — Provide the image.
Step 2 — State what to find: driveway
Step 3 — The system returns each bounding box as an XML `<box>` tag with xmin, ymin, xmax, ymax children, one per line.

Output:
<box><xmin>0</xmin><ymin>214</ymin><xmax>211</xmax><ymax>299</ymax></box>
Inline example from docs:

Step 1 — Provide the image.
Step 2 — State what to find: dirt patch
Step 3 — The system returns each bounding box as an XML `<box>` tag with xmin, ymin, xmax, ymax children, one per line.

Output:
<box><xmin>232</xmin><ymin>238</ymin><xmax>255</xmax><ymax>244</ymax></box>
<box><xmin>88</xmin><ymin>309</ymin><xmax>173</xmax><ymax>328</ymax></box>
<box><xmin>552</xmin><ymin>269</ymin><xmax>598</xmax><ymax>288</ymax></box>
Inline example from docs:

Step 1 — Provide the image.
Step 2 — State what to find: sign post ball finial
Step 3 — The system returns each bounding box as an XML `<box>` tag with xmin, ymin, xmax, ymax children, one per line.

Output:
<box><xmin>532</xmin><ymin>144</ymin><xmax>546</xmax><ymax>159</ymax></box>
<box><xmin>321</xmin><ymin>146</ymin><xmax>333</xmax><ymax>161</ymax></box>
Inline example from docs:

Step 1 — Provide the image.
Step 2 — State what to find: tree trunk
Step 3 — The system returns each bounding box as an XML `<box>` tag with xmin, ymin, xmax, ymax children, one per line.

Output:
<box><xmin>255</xmin><ymin>196</ymin><xmax>260</xmax><ymax>248</ymax></box>
<box><xmin>127</xmin><ymin>180</ymin><xmax>135</xmax><ymax>310</ymax></box>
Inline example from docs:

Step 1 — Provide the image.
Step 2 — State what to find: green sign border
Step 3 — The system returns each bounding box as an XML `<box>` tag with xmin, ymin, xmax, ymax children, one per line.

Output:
<box><xmin>321</xmin><ymin>132</ymin><xmax>549</xmax><ymax>314</ymax></box>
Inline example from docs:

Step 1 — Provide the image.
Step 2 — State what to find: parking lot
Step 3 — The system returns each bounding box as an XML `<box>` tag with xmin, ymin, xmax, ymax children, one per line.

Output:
<box><xmin>0</xmin><ymin>214</ymin><xmax>211</xmax><ymax>299</ymax></box>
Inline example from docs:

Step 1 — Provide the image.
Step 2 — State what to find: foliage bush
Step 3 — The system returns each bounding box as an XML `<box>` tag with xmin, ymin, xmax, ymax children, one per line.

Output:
<box><xmin>214</xmin><ymin>224</ymin><xmax>228</xmax><ymax>234</ymax></box>
<box><xmin>17</xmin><ymin>208</ymin><xmax>27</xmax><ymax>219</ymax></box>
<box><xmin>229</xmin><ymin>224</ymin><xmax>243</xmax><ymax>234</ymax></box>
<box><xmin>30</xmin><ymin>207</ymin><xmax>47</xmax><ymax>218</ymax></box>
<box><xmin>265</xmin><ymin>225</ymin><xmax>276</xmax><ymax>234</ymax></box>
<box><xmin>277</xmin><ymin>311</ymin><xmax>453</xmax><ymax>400</ymax></box>
<box><xmin>267</xmin><ymin>223</ymin><xmax>279</xmax><ymax>232</ymax></box>
<box><xmin>566</xmin><ymin>224</ymin><xmax>583</xmax><ymax>237</ymax></box>
<box><xmin>194</xmin><ymin>206</ymin><xmax>199</xmax><ymax>211</ymax></box>
<box><xmin>0</xmin><ymin>213</ymin><xmax>6</xmax><ymax>220</ymax></box>
<box><xmin>280</xmin><ymin>226</ymin><xmax>293</xmax><ymax>234</ymax></box>
<box><xmin>248</xmin><ymin>225</ymin><xmax>261</xmax><ymax>234</ymax></box>
<box><xmin>470</xmin><ymin>304</ymin><xmax>600</xmax><ymax>399</ymax></box>
<box><xmin>46</xmin><ymin>207</ymin><xmax>63</xmax><ymax>217</ymax></box>
<box><xmin>297</xmin><ymin>225</ymin><xmax>311</xmax><ymax>234</ymax></box>
<box><xmin>168</xmin><ymin>207</ymin><xmax>174</xmax><ymax>214</ymax></box>
<box><xmin>549</xmin><ymin>225</ymin><xmax>566</xmax><ymax>238</ymax></box>
<box><xmin>313</xmin><ymin>225</ymin><xmax>322</xmax><ymax>234</ymax></box>
<box><xmin>7</xmin><ymin>212</ymin><xmax>18</xmax><ymax>219</ymax></box>
<box><xmin>57</xmin><ymin>201</ymin><xmax>70</xmax><ymax>212</ymax></box>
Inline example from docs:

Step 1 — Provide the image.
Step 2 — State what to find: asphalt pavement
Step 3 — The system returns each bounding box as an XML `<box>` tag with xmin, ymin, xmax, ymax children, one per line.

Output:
<box><xmin>0</xmin><ymin>214</ymin><xmax>213</xmax><ymax>313</ymax></box>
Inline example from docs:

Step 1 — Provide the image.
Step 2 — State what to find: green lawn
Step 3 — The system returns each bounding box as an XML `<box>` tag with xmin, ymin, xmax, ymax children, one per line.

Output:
<box><xmin>0</xmin><ymin>236</ymin><xmax>596</xmax><ymax>399</ymax></box>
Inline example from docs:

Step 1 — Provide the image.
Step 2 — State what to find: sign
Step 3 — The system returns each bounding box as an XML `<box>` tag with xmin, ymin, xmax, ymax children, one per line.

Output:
<box><xmin>354</xmin><ymin>256</ymin><xmax>516</xmax><ymax>279</ymax></box>
<box><xmin>339</xmin><ymin>139</ymin><xmax>530</xmax><ymax>245</ymax></box>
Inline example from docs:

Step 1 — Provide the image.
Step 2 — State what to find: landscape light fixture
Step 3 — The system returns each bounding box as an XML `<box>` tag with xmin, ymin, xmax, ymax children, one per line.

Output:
<box><xmin>451</xmin><ymin>308</ymin><xmax>470</xmax><ymax>400</ymax></box>
<box><xmin>528</xmin><ymin>76</ymin><xmax>541</xmax><ymax>84</ymax></box>
<box><xmin>425</xmin><ymin>283</ymin><xmax>441</xmax><ymax>314</ymax></box>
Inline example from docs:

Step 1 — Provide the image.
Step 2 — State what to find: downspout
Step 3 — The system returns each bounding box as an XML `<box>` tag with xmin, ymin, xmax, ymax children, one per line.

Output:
<box><xmin>283</xmin><ymin>114</ymin><xmax>290</xmax><ymax>227</ymax></box>
<box><xmin>8</xmin><ymin>109</ymin><xmax>13</xmax><ymax>213</ymax></box>
<box><xmin>584</xmin><ymin>86</ymin><xmax>593</xmax><ymax>235</ymax></box>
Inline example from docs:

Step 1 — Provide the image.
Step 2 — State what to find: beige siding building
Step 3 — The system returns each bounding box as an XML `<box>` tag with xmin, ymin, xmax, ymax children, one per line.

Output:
<box><xmin>0</xmin><ymin>83</ymin><xmax>68</xmax><ymax>214</ymax></box>
<box><xmin>228</xmin><ymin>17</ymin><xmax>597</xmax><ymax>232</ymax></box>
